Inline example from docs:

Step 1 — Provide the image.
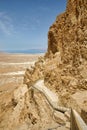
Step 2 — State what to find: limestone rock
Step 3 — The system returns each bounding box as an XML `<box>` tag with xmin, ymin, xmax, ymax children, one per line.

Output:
<box><xmin>64</xmin><ymin>111</ymin><xmax>71</xmax><ymax>121</ymax></box>
<box><xmin>24</xmin><ymin>56</ymin><xmax>45</xmax><ymax>86</ymax></box>
<box><xmin>65</xmin><ymin>122</ymin><xmax>70</xmax><ymax>129</ymax></box>
<box><xmin>24</xmin><ymin>0</ymin><xmax>87</xmax><ymax>95</ymax></box>
<box><xmin>47</xmin><ymin>0</ymin><xmax>87</xmax><ymax>67</ymax></box>
<box><xmin>53</xmin><ymin>111</ymin><xmax>66</xmax><ymax>124</ymax></box>
<box><xmin>44</xmin><ymin>0</ymin><xmax>87</xmax><ymax>98</ymax></box>
<box><xmin>24</xmin><ymin>0</ymin><xmax>87</xmax><ymax>126</ymax></box>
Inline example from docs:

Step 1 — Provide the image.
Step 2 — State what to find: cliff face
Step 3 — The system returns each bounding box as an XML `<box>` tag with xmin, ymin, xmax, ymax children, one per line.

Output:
<box><xmin>1</xmin><ymin>1</ymin><xmax>87</xmax><ymax>129</ymax></box>
<box><xmin>24</xmin><ymin>0</ymin><xmax>87</xmax><ymax>104</ymax></box>
<box><xmin>44</xmin><ymin>0</ymin><xmax>87</xmax><ymax>123</ymax></box>
<box><xmin>24</xmin><ymin>0</ymin><xmax>87</xmax><ymax>125</ymax></box>
<box><xmin>47</xmin><ymin>0</ymin><xmax>87</xmax><ymax>66</ymax></box>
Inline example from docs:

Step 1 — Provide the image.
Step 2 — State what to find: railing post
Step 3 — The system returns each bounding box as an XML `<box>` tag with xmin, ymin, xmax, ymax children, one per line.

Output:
<box><xmin>71</xmin><ymin>108</ymin><xmax>77</xmax><ymax>130</ymax></box>
<box><xmin>71</xmin><ymin>108</ymin><xmax>87</xmax><ymax>130</ymax></box>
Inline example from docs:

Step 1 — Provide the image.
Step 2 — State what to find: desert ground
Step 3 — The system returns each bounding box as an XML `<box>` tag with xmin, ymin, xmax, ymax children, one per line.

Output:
<box><xmin>0</xmin><ymin>53</ymin><xmax>42</xmax><ymax>130</ymax></box>
<box><xmin>0</xmin><ymin>52</ymin><xmax>87</xmax><ymax>130</ymax></box>
<box><xmin>0</xmin><ymin>53</ymin><xmax>71</xmax><ymax>130</ymax></box>
<box><xmin>0</xmin><ymin>53</ymin><xmax>42</xmax><ymax>92</ymax></box>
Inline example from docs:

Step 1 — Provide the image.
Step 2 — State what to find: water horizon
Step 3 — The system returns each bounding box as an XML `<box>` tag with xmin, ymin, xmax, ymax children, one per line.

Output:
<box><xmin>0</xmin><ymin>49</ymin><xmax>47</xmax><ymax>54</ymax></box>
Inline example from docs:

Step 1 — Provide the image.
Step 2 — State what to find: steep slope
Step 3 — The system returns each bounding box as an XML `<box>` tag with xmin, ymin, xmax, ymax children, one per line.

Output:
<box><xmin>24</xmin><ymin>0</ymin><xmax>87</xmax><ymax>124</ymax></box>
<box><xmin>1</xmin><ymin>0</ymin><xmax>86</xmax><ymax>129</ymax></box>
<box><xmin>47</xmin><ymin>0</ymin><xmax>87</xmax><ymax>66</ymax></box>
<box><xmin>45</xmin><ymin>0</ymin><xmax>87</xmax><ymax>123</ymax></box>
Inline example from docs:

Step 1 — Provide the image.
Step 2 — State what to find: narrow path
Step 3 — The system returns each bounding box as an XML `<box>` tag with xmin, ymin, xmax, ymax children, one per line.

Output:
<box><xmin>33</xmin><ymin>80</ymin><xmax>69</xmax><ymax>113</ymax></box>
<box><xmin>33</xmin><ymin>80</ymin><xmax>87</xmax><ymax>130</ymax></box>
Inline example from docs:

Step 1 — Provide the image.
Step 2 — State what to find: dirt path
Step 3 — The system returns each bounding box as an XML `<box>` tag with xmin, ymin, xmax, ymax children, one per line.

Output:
<box><xmin>33</xmin><ymin>80</ymin><xmax>69</xmax><ymax>112</ymax></box>
<box><xmin>33</xmin><ymin>80</ymin><xmax>58</xmax><ymax>106</ymax></box>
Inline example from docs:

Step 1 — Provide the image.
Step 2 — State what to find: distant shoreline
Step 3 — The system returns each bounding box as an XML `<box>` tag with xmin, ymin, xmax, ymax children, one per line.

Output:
<box><xmin>0</xmin><ymin>51</ymin><xmax>44</xmax><ymax>63</ymax></box>
<box><xmin>0</xmin><ymin>49</ymin><xmax>47</xmax><ymax>54</ymax></box>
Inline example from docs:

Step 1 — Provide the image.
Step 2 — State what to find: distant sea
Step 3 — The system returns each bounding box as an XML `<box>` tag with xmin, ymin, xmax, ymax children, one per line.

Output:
<box><xmin>1</xmin><ymin>49</ymin><xmax>47</xmax><ymax>54</ymax></box>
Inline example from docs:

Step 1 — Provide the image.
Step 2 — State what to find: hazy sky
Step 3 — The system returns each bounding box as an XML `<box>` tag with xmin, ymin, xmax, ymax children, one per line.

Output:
<box><xmin>0</xmin><ymin>0</ymin><xmax>67</xmax><ymax>51</ymax></box>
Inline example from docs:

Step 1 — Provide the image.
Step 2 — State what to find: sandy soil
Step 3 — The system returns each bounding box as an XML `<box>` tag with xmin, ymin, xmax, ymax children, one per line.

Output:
<box><xmin>0</xmin><ymin>53</ymin><xmax>70</xmax><ymax>130</ymax></box>
<box><xmin>0</xmin><ymin>53</ymin><xmax>43</xmax><ymax>62</ymax></box>
<box><xmin>0</xmin><ymin>53</ymin><xmax>42</xmax><ymax>89</ymax></box>
<box><xmin>0</xmin><ymin>53</ymin><xmax>42</xmax><ymax>130</ymax></box>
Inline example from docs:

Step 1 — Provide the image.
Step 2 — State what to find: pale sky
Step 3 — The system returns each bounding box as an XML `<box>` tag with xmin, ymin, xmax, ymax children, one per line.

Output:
<box><xmin>0</xmin><ymin>0</ymin><xmax>67</xmax><ymax>51</ymax></box>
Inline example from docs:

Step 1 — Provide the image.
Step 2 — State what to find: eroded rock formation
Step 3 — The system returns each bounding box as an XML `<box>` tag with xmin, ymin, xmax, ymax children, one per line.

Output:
<box><xmin>47</xmin><ymin>0</ymin><xmax>87</xmax><ymax>66</ymax></box>
<box><xmin>24</xmin><ymin>0</ymin><xmax>87</xmax><ymax>124</ymax></box>
<box><xmin>0</xmin><ymin>0</ymin><xmax>87</xmax><ymax>130</ymax></box>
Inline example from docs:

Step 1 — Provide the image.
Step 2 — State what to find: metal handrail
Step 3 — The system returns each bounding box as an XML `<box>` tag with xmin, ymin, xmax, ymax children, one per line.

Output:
<box><xmin>30</xmin><ymin>79</ymin><xmax>87</xmax><ymax>130</ymax></box>
<box><xmin>71</xmin><ymin>109</ymin><xmax>87</xmax><ymax>130</ymax></box>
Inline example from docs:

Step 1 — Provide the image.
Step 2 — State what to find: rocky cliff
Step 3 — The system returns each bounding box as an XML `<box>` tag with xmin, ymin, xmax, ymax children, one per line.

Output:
<box><xmin>47</xmin><ymin>0</ymin><xmax>87</xmax><ymax>67</ymax></box>
<box><xmin>24</xmin><ymin>0</ymin><xmax>87</xmax><ymax>98</ymax></box>
<box><xmin>1</xmin><ymin>1</ymin><xmax>87</xmax><ymax>130</ymax></box>
<box><xmin>24</xmin><ymin>0</ymin><xmax>87</xmax><ymax>124</ymax></box>
<box><xmin>45</xmin><ymin>0</ymin><xmax>87</xmax><ymax>123</ymax></box>
<box><xmin>44</xmin><ymin>0</ymin><xmax>87</xmax><ymax>94</ymax></box>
